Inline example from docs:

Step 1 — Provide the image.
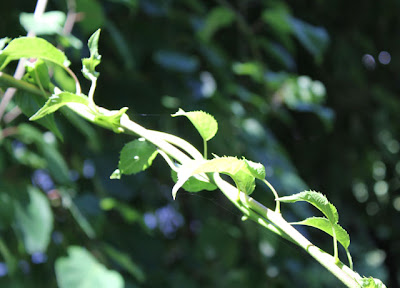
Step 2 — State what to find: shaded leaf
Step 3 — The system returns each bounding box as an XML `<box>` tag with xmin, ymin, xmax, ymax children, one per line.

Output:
<box><xmin>102</xmin><ymin>244</ymin><xmax>145</xmax><ymax>283</ymax></box>
<box><xmin>0</xmin><ymin>37</ymin><xmax>70</xmax><ymax>71</ymax></box>
<box><xmin>15</xmin><ymin>90</ymin><xmax>63</xmax><ymax>141</ymax></box>
<box><xmin>289</xmin><ymin>17</ymin><xmax>329</xmax><ymax>60</ymax></box>
<box><xmin>55</xmin><ymin>246</ymin><xmax>124</xmax><ymax>288</ymax></box>
<box><xmin>154</xmin><ymin>50</ymin><xmax>199</xmax><ymax>73</ymax></box>
<box><xmin>199</xmin><ymin>6</ymin><xmax>235</xmax><ymax>42</ymax></box>
<box><xmin>119</xmin><ymin>139</ymin><xmax>158</xmax><ymax>175</ymax></box>
<box><xmin>14</xmin><ymin>186</ymin><xmax>53</xmax><ymax>253</ymax></box>
<box><xmin>171</xmin><ymin>170</ymin><xmax>217</xmax><ymax>193</ymax></box>
<box><xmin>172</xmin><ymin>108</ymin><xmax>218</xmax><ymax>141</ymax></box>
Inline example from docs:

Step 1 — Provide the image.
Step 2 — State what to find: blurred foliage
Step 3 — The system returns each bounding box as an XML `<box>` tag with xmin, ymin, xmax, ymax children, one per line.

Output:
<box><xmin>0</xmin><ymin>0</ymin><xmax>398</xmax><ymax>287</ymax></box>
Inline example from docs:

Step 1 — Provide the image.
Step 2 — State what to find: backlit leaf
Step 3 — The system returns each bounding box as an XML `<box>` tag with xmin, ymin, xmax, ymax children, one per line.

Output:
<box><xmin>172</xmin><ymin>108</ymin><xmax>218</xmax><ymax>141</ymax></box>
<box><xmin>0</xmin><ymin>37</ymin><xmax>70</xmax><ymax>71</ymax></box>
<box><xmin>278</xmin><ymin>190</ymin><xmax>338</xmax><ymax>224</ymax></box>
<box><xmin>20</xmin><ymin>11</ymin><xmax>66</xmax><ymax>35</ymax></box>
<box><xmin>171</xmin><ymin>170</ymin><xmax>217</xmax><ymax>193</ymax></box>
<box><xmin>30</xmin><ymin>92</ymin><xmax>89</xmax><ymax>121</ymax></box>
<box><xmin>293</xmin><ymin>216</ymin><xmax>350</xmax><ymax>249</ymax></box>
<box><xmin>82</xmin><ymin>29</ymin><xmax>102</xmax><ymax>80</ymax></box>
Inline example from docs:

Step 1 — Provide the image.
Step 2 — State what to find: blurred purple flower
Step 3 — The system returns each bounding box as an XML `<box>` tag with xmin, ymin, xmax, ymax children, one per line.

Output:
<box><xmin>155</xmin><ymin>204</ymin><xmax>184</xmax><ymax>237</ymax></box>
<box><xmin>0</xmin><ymin>262</ymin><xmax>7</xmax><ymax>277</ymax></box>
<box><xmin>32</xmin><ymin>169</ymin><xmax>54</xmax><ymax>192</ymax></box>
<box><xmin>31</xmin><ymin>252</ymin><xmax>47</xmax><ymax>264</ymax></box>
<box><xmin>83</xmin><ymin>159</ymin><xmax>96</xmax><ymax>179</ymax></box>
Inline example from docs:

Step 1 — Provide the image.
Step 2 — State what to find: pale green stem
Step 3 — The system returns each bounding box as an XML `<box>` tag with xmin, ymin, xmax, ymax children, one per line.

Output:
<box><xmin>149</xmin><ymin>130</ymin><xmax>204</xmax><ymax>160</ymax></box>
<box><xmin>0</xmin><ymin>71</ymin><xmax>364</xmax><ymax>287</ymax></box>
<box><xmin>262</xmin><ymin>179</ymin><xmax>280</xmax><ymax>213</ymax></box>
<box><xmin>213</xmin><ymin>174</ymin><xmax>361</xmax><ymax>288</ymax></box>
<box><xmin>203</xmin><ymin>139</ymin><xmax>207</xmax><ymax>159</ymax></box>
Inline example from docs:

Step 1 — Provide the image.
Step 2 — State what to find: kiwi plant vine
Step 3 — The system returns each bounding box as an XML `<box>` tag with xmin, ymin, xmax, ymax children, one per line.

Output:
<box><xmin>0</xmin><ymin>30</ymin><xmax>386</xmax><ymax>288</ymax></box>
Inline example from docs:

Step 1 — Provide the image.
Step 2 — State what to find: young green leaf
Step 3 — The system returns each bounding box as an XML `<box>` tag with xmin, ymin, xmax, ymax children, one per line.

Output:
<box><xmin>25</xmin><ymin>59</ymin><xmax>52</xmax><ymax>92</ymax></box>
<box><xmin>172</xmin><ymin>156</ymin><xmax>256</xmax><ymax>199</ymax></box>
<box><xmin>278</xmin><ymin>190</ymin><xmax>338</xmax><ymax>224</ymax></box>
<box><xmin>82</xmin><ymin>29</ymin><xmax>102</xmax><ymax>80</ymax></box>
<box><xmin>20</xmin><ymin>11</ymin><xmax>66</xmax><ymax>35</ymax></box>
<box><xmin>245</xmin><ymin>159</ymin><xmax>266</xmax><ymax>180</ymax></box>
<box><xmin>30</xmin><ymin>92</ymin><xmax>89</xmax><ymax>121</ymax></box>
<box><xmin>94</xmin><ymin>107</ymin><xmax>128</xmax><ymax>133</ymax></box>
<box><xmin>118</xmin><ymin>139</ymin><xmax>158</xmax><ymax>175</ymax></box>
<box><xmin>171</xmin><ymin>170</ymin><xmax>217</xmax><ymax>193</ymax></box>
<box><xmin>292</xmin><ymin>216</ymin><xmax>350</xmax><ymax>249</ymax></box>
<box><xmin>0</xmin><ymin>37</ymin><xmax>70</xmax><ymax>71</ymax></box>
<box><xmin>172</xmin><ymin>108</ymin><xmax>218</xmax><ymax>142</ymax></box>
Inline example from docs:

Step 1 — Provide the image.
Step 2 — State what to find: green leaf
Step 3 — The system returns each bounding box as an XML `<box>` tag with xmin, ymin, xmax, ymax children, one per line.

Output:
<box><xmin>278</xmin><ymin>190</ymin><xmax>338</xmax><ymax>224</ymax></box>
<box><xmin>14</xmin><ymin>186</ymin><xmax>53</xmax><ymax>253</ymax></box>
<box><xmin>0</xmin><ymin>37</ymin><xmax>70</xmax><ymax>71</ymax></box>
<box><xmin>172</xmin><ymin>109</ymin><xmax>218</xmax><ymax>141</ymax></box>
<box><xmin>173</xmin><ymin>157</ymin><xmax>255</xmax><ymax>199</ymax></box>
<box><xmin>118</xmin><ymin>139</ymin><xmax>158</xmax><ymax>175</ymax></box>
<box><xmin>199</xmin><ymin>6</ymin><xmax>236</xmax><ymax>42</ymax></box>
<box><xmin>293</xmin><ymin>217</ymin><xmax>350</xmax><ymax>249</ymax></box>
<box><xmin>25</xmin><ymin>59</ymin><xmax>52</xmax><ymax>92</ymax></box>
<box><xmin>171</xmin><ymin>170</ymin><xmax>217</xmax><ymax>193</ymax></box>
<box><xmin>245</xmin><ymin>159</ymin><xmax>266</xmax><ymax>180</ymax></box>
<box><xmin>232</xmin><ymin>62</ymin><xmax>264</xmax><ymax>83</ymax></box>
<box><xmin>55</xmin><ymin>246</ymin><xmax>124</xmax><ymax>288</ymax></box>
<box><xmin>15</xmin><ymin>91</ymin><xmax>63</xmax><ymax>141</ymax></box>
<box><xmin>82</xmin><ymin>29</ymin><xmax>102</xmax><ymax>80</ymax></box>
<box><xmin>102</xmin><ymin>244</ymin><xmax>145</xmax><ymax>283</ymax></box>
<box><xmin>20</xmin><ymin>11</ymin><xmax>66</xmax><ymax>35</ymax></box>
<box><xmin>30</xmin><ymin>92</ymin><xmax>89</xmax><ymax>121</ymax></box>
<box><xmin>357</xmin><ymin>277</ymin><xmax>387</xmax><ymax>288</ymax></box>
<box><xmin>94</xmin><ymin>107</ymin><xmax>129</xmax><ymax>133</ymax></box>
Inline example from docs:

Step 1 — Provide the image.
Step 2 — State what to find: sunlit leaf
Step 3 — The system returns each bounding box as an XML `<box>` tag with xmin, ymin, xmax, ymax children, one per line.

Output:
<box><xmin>82</xmin><ymin>29</ymin><xmax>102</xmax><ymax>80</ymax></box>
<box><xmin>0</xmin><ymin>37</ymin><xmax>70</xmax><ymax>71</ymax></box>
<box><xmin>173</xmin><ymin>157</ymin><xmax>256</xmax><ymax>199</ymax></box>
<box><xmin>245</xmin><ymin>159</ymin><xmax>266</xmax><ymax>180</ymax></box>
<box><xmin>278</xmin><ymin>190</ymin><xmax>338</xmax><ymax>224</ymax></box>
<box><xmin>172</xmin><ymin>108</ymin><xmax>218</xmax><ymax>141</ymax></box>
<box><xmin>94</xmin><ymin>107</ymin><xmax>128</xmax><ymax>133</ymax></box>
<box><xmin>293</xmin><ymin>216</ymin><xmax>350</xmax><ymax>249</ymax></box>
<box><xmin>55</xmin><ymin>246</ymin><xmax>124</xmax><ymax>288</ymax></box>
<box><xmin>14</xmin><ymin>186</ymin><xmax>53</xmax><ymax>253</ymax></box>
<box><xmin>118</xmin><ymin>139</ymin><xmax>158</xmax><ymax>175</ymax></box>
<box><xmin>30</xmin><ymin>92</ymin><xmax>89</xmax><ymax>121</ymax></box>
